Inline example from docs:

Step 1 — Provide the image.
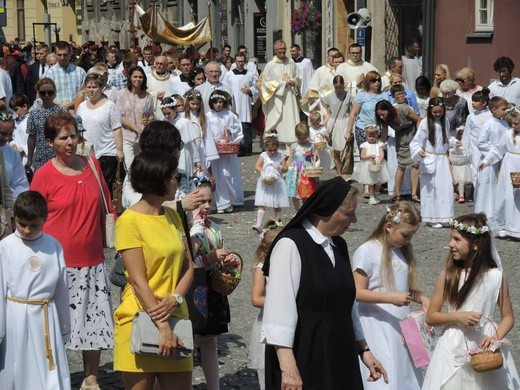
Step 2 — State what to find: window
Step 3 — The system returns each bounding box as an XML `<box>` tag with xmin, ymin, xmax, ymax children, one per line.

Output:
<box><xmin>475</xmin><ymin>0</ymin><xmax>494</xmax><ymax>31</ymax></box>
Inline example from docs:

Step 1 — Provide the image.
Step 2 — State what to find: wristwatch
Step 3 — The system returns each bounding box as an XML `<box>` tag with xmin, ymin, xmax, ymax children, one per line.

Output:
<box><xmin>172</xmin><ymin>293</ymin><xmax>184</xmax><ymax>305</ymax></box>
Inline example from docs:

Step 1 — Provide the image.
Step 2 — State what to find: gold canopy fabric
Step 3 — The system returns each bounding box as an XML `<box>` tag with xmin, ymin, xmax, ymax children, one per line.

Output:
<box><xmin>135</xmin><ymin>5</ymin><xmax>212</xmax><ymax>46</ymax></box>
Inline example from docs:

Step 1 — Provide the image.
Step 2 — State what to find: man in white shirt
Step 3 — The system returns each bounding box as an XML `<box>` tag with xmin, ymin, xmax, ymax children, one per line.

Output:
<box><xmin>488</xmin><ymin>56</ymin><xmax>520</xmax><ymax>105</ymax></box>
<box><xmin>401</xmin><ymin>38</ymin><xmax>422</xmax><ymax>89</ymax></box>
<box><xmin>290</xmin><ymin>44</ymin><xmax>314</xmax><ymax>99</ymax></box>
<box><xmin>195</xmin><ymin>61</ymin><xmax>231</xmax><ymax>110</ymax></box>
<box><xmin>336</xmin><ymin>43</ymin><xmax>378</xmax><ymax>97</ymax></box>
<box><xmin>224</xmin><ymin>53</ymin><xmax>259</xmax><ymax>156</ymax></box>
<box><xmin>381</xmin><ymin>57</ymin><xmax>404</xmax><ymax>91</ymax></box>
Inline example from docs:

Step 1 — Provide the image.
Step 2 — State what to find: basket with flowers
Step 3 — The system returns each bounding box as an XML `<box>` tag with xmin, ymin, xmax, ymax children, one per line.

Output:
<box><xmin>211</xmin><ymin>252</ymin><xmax>243</xmax><ymax>295</ymax></box>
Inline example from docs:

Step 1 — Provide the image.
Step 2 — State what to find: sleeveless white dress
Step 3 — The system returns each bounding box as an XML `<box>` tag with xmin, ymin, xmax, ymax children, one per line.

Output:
<box><xmin>422</xmin><ymin>268</ymin><xmax>520</xmax><ymax>389</ymax></box>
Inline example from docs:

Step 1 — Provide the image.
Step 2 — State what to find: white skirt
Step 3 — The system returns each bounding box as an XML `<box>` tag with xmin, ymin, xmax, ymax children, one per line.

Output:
<box><xmin>452</xmin><ymin>164</ymin><xmax>473</xmax><ymax>184</ymax></box>
<box><xmin>351</xmin><ymin>160</ymin><xmax>391</xmax><ymax>185</ymax></box>
<box><xmin>254</xmin><ymin>177</ymin><xmax>289</xmax><ymax>208</ymax></box>
<box><xmin>248</xmin><ymin>311</ymin><xmax>265</xmax><ymax>370</ymax></box>
<box><xmin>66</xmin><ymin>263</ymin><xmax>114</xmax><ymax>350</ymax></box>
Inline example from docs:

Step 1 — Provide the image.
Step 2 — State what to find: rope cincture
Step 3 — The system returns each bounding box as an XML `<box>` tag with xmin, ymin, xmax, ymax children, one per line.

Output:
<box><xmin>7</xmin><ymin>296</ymin><xmax>55</xmax><ymax>370</ymax></box>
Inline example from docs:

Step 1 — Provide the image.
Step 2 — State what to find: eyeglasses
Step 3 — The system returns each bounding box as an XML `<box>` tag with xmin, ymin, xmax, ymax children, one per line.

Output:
<box><xmin>350</xmin><ymin>51</ymin><xmax>362</xmax><ymax>55</ymax></box>
<box><xmin>455</xmin><ymin>78</ymin><xmax>466</xmax><ymax>83</ymax></box>
<box><xmin>38</xmin><ymin>90</ymin><xmax>55</xmax><ymax>96</ymax></box>
<box><xmin>371</xmin><ymin>78</ymin><xmax>382</xmax><ymax>83</ymax></box>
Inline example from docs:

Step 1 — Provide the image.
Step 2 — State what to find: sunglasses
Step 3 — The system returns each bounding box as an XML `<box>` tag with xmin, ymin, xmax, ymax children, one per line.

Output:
<box><xmin>39</xmin><ymin>90</ymin><xmax>55</xmax><ymax>96</ymax></box>
<box><xmin>455</xmin><ymin>78</ymin><xmax>466</xmax><ymax>83</ymax></box>
<box><xmin>371</xmin><ymin>78</ymin><xmax>382</xmax><ymax>83</ymax></box>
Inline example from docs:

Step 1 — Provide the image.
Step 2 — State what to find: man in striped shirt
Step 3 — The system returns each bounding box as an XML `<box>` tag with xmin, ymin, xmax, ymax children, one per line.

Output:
<box><xmin>45</xmin><ymin>41</ymin><xmax>86</xmax><ymax>111</ymax></box>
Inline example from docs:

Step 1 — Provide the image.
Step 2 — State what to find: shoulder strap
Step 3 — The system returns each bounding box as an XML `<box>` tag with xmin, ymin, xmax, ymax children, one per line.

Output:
<box><xmin>86</xmin><ymin>156</ymin><xmax>109</xmax><ymax>214</ymax></box>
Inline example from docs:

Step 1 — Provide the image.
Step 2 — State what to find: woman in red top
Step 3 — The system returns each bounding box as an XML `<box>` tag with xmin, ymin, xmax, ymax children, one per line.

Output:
<box><xmin>31</xmin><ymin>112</ymin><xmax>115</xmax><ymax>390</ymax></box>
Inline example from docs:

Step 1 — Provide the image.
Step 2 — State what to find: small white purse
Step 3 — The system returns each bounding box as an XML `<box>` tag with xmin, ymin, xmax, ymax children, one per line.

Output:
<box><xmin>130</xmin><ymin>311</ymin><xmax>193</xmax><ymax>359</ymax></box>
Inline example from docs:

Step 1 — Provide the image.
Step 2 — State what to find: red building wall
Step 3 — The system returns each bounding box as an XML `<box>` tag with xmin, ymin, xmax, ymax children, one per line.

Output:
<box><xmin>434</xmin><ymin>0</ymin><xmax>520</xmax><ymax>86</ymax></box>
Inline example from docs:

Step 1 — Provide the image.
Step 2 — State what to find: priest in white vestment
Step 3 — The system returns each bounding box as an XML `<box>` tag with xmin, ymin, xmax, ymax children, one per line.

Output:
<box><xmin>261</xmin><ymin>40</ymin><xmax>301</xmax><ymax>145</ymax></box>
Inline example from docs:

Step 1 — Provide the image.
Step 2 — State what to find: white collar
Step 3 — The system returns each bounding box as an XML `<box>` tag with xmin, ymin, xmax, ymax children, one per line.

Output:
<box><xmin>303</xmin><ymin>219</ymin><xmax>336</xmax><ymax>247</ymax></box>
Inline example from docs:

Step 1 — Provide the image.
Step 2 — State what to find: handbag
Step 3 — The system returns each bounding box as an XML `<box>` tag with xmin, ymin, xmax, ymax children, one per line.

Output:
<box><xmin>340</xmin><ymin>137</ymin><xmax>355</xmax><ymax>175</ymax></box>
<box><xmin>87</xmin><ymin>156</ymin><xmax>115</xmax><ymax>248</ymax></box>
<box><xmin>109</xmin><ymin>253</ymin><xmax>127</xmax><ymax>288</ymax></box>
<box><xmin>399</xmin><ymin>310</ymin><xmax>437</xmax><ymax>368</ymax></box>
<box><xmin>185</xmin><ymin>267</ymin><xmax>209</xmax><ymax>334</ymax></box>
<box><xmin>130</xmin><ymin>310</ymin><xmax>193</xmax><ymax>359</ymax></box>
<box><xmin>297</xmin><ymin>172</ymin><xmax>318</xmax><ymax>199</ymax></box>
<box><xmin>112</xmin><ymin>161</ymin><xmax>124</xmax><ymax>215</ymax></box>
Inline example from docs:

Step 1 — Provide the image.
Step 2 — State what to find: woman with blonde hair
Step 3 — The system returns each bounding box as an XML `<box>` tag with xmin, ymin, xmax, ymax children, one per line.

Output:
<box><xmin>430</xmin><ymin>64</ymin><xmax>450</xmax><ymax>98</ymax></box>
<box><xmin>455</xmin><ymin>67</ymin><xmax>483</xmax><ymax>113</ymax></box>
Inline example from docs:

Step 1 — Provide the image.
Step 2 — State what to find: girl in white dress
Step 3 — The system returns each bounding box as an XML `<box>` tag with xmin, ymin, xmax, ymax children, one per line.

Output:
<box><xmin>205</xmin><ymin>90</ymin><xmax>244</xmax><ymax>213</ymax></box>
<box><xmin>461</xmin><ymin>89</ymin><xmax>493</xmax><ymax>188</ymax></box>
<box><xmin>0</xmin><ymin>191</ymin><xmax>71</xmax><ymax>389</ymax></box>
<box><xmin>410</xmin><ymin>97</ymin><xmax>458</xmax><ymax>228</ymax></box>
<box><xmin>478</xmin><ymin>105</ymin><xmax>520</xmax><ymax>239</ymax></box>
<box><xmin>475</xmin><ymin>97</ymin><xmax>509</xmax><ymax>229</ymax></box>
<box><xmin>184</xmin><ymin>89</ymin><xmax>219</xmax><ymax>171</ymax></box>
<box><xmin>249</xmin><ymin>219</ymin><xmax>283</xmax><ymax>390</ymax></box>
<box><xmin>423</xmin><ymin>213</ymin><xmax>519</xmax><ymax>389</ymax></box>
<box><xmin>161</xmin><ymin>97</ymin><xmax>200</xmax><ymax>197</ymax></box>
<box><xmin>353</xmin><ymin>202</ymin><xmax>429</xmax><ymax>390</ymax></box>
<box><xmin>351</xmin><ymin>125</ymin><xmax>391</xmax><ymax>205</ymax></box>
<box><xmin>252</xmin><ymin>133</ymin><xmax>289</xmax><ymax>232</ymax></box>
<box><xmin>309</xmin><ymin>110</ymin><xmax>334</xmax><ymax>170</ymax></box>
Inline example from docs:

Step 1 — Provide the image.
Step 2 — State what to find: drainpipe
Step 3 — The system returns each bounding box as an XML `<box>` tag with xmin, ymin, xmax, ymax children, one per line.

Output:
<box><xmin>422</xmin><ymin>0</ymin><xmax>435</xmax><ymax>79</ymax></box>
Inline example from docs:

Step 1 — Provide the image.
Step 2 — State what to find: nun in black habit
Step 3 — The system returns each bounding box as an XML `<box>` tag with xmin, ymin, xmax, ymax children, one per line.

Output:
<box><xmin>262</xmin><ymin>177</ymin><xmax>388</xmax><ymax>390</ymax></box>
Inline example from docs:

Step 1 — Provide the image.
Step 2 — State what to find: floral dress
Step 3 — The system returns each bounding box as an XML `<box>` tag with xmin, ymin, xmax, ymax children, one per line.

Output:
<box><xmin>285</xmin><ymin>142</ymin><xmax>314</xmax><ymax>198</ymax></box>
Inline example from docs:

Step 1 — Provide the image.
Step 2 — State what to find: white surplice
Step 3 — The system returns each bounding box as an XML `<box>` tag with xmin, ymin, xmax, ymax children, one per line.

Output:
<box><xmin>206</xmin><ymin>109</ymin><xmax>244</xmax><ymax>211</ymax></box>
<box><xmin>261</xmin><ymin>56</ymin><xmax>301</xmax><ymax>143</ymax></box>
<box><xmin>304</xmin><ymin>63</ymin><xmax>337</xmax><ymax>116</ymax></box>
<box><xmin>461</xmin><ymin>108</ymin><xmax>493</xmax><ymax>184</ymax></box>
<box><xmin>475</xmin><ymin>116</ymin><xmax>509</xmax><ymax>226</ymax></box>
<box><xmin>169</xmin><ymin>115</ymin><xmax>200</xmax><ymax>177</ymax></box>
<box><xmin>410</xmin><ymin>118</ymin><xmax>455</xmax><ymax>223</ymax></box>
<box><xmin>224</xmin><ymin>68</ymin><xmax>258</xmax><ymax>123</ymax></box>
<box><xmin>0</xmin><ymin>233</ymin><xmax>71</xmax><ymax>390</ymax></box>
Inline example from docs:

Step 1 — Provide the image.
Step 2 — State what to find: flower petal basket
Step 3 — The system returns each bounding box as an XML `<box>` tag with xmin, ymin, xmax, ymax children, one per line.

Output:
<box><xmin>211</xmin><ymin>252</ymin><xmax>243</xmax><ymax>295</ymax></box>
<box><xmin>216</xmin><ymin>142</ymin><xmax>240</xmax><ymax>155</ymax></box>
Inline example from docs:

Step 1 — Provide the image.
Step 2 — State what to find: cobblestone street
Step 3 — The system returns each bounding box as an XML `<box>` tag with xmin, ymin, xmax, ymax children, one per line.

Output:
<box><xmin>68</xmin><ymin>144</ymin><xmax>520</xmax><ymax>389</ymax></box>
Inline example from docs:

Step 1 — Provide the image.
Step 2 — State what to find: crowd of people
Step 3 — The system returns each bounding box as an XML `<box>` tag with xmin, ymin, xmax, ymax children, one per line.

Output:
<box><xmin>0</xmin><ymin>35</ymin><xmax>518</xmax><ymax>390</ymax></box>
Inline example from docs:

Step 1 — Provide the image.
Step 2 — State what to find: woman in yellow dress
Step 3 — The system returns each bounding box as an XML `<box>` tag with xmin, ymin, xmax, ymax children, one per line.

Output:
<box><xmin>114</xmin><ymin>149</ymin><xmax>193</xmax><ymax>390</ymax></box>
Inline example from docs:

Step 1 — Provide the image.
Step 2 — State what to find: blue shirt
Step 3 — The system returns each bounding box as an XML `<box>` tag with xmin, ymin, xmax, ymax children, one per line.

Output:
<box><xmin>45</xmin><ymin>63</ymin><xmax>86</xmax><ymax>104</ymax></box>
<box><xmin>354</xmin><ymin>91</ymin><xmax>384</xmax><ymax>129</ymax></box>
<box><xmin>382</xmin><ymin>89</ymin><xmax>420</xmax><ymax>115</ymax></box>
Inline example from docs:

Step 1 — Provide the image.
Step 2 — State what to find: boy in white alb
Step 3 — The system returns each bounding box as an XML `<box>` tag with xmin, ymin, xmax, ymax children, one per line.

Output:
<box><xmin>0</xmin><ymin>191</ymin><xmax>71</xmax><ymax>389</ymax></box>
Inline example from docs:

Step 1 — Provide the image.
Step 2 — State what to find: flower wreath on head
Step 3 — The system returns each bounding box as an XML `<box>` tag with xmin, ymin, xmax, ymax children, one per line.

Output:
<box><xmin>184</xmin><ymin>90</ymin><xmax>202</xmax><ymax>99</ymax></box>
<box><xmin>449</xmin><ymin>219</ymin><xmax>490</xmax><ymax>235</ymax></box>
<box><xmin>209</xmin><ymin>93</ymin><xmax>226</xmax><ymax>101</ymax></box>
<box><xmin>428</xmin><ymin>101</ymin><xmax>444</xmax><ymax>108</ymax></box>
<box><xmin>0</xmin><ymin>109</ymin><xmax>17</xmax><ymax>122</ymax></box>
<box><xmin>160</xmin><ymin>100</ymin><xmax>177</xmax><ymax>109</ymax></box>
<box><xmin>386</xmin><ymin>206</ymin><xmax>401</xmax><ymax>224</ymax></box>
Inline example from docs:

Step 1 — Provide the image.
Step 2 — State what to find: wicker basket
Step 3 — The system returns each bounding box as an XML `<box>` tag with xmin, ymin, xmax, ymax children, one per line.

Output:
<box><xmin>510</xmin><ymin>172</ymin><xmax>520</xmax><ymax>189</ymax></box>
<box><xmin>449</xmin><ymin>153</ymin><xmax>471</xmax><ymax>166</ymax></box>
<box><xmin>211</xmin><ymin>252</ymin><xmax>243</xmax><ymax>295</ymax></box>
<box><xmin>368</xmin><ymin>163</ymin><xmax>381</xmax><ymax>173</ymax></box>
<box><xmin>465</xmin><ymin>316</ymin><xmax>504</xmax><ymax>373</ymax></box>
<box><xmin>216</xmin><ymin>142</ymin><xmax>240</xmax><ymax>155</ymax></box>
<box><xmin>470</xmin><ymin>349</ymin><xmax>504</xmax><ymax>373</ymax></box>
<box><xmin>262</xmin><ymin>176</ymin><xmax>277</xmax><ymax>185</ymax></box>
<box><xmin>312</xmin><ymin>134</ymin><xmax>328</xmax><ymax>150</ymax></box>
<box><xmin>304</xmin><ymin>166</ymin><xmax>323</xmax><ymax>178</ymax></box>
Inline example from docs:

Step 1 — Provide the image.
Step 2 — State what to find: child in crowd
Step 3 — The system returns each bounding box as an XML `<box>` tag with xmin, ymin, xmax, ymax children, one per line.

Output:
<box><xmin>423</xmin><ymin>213</ymin><xmax>519</xmax><ymax>389</ymax></box>
<box><xmin>252</xmin><ymin>132</ymin><xmax>289</xmax><ymax>232</ymax></box>
<box><xmin>474</xmin><ymin>96</ymin><xmax>509</xmax><ymax>229</ymax></box>
<box><xmin>414</xmin><ymin>76</ymin><xmax>431</xmax><ymax>119</ymax></box>
<box><xmin>189</xmin><ymin>178</ymin><xmax>236</xmax><ymax>390</ymax></box>
<box><xmin>351</xmin><ymin>124</ymin><xmax>390</xmax><ymax>205</ymax></box>
<box><xmin>309</xmin><ymin>110</ymin><xmax>333</xmax><ymax>170</ymax></box>
<box><xmin>479</xmin><ymin>105</ymin><xmax>520</xmax><ymax>239</ymax></box>
<box><xmin>205</xmin><ymin>90</ymin><xmax>244</xmax><ymax>213</ymax></box>
<box><xmin>249</xmin><ymin>219</ymin><xmax>283</xmax><ymax>390</ymax></box>
<box><xmin>285</xmin><ymin>122</ymin><xmax>316</xmax><ymax>211</ymax></box>
<box><xmin>410</xmin><ymin>97</ymin><xmax>457</xmax><ymax>228</ymax></box>
<box><xmin>184</xmin><ymin>89</ymin><xmax>219</xmax><ymax>171</ymax></box>
<box><xmin>172</xmin><ymin>94</ymin><xmax>185</xmax><ymax>114</ymax></box>
<box><xmin>9</xmin><ymin>93</ymin><xmax>30</xmax><ymax>166</ymax></box>
<box><xmin>352</xmin><ymin>202</ymin><xmax>428</xmax><ymax>389</ymax></box>
<box><xmin>161</xmin><ymin>96</ymin><xmax>200</xmax><ymax>197</ymax></box>
<box><xmin>462</xmin><ymin>88</ymin><xmax>493</xmax><ymax>185</ymax></box>
<box><xmin>0</xmin><ymin>191</ymin><xmax>70</xmax><ymax>389</ymax></box>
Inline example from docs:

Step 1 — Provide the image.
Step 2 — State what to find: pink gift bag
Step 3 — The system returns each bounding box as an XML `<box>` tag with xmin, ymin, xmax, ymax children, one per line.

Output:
<box><xmin>399</xmin><ymin>310</ymin><xmax>437</xmax><ymax>368</ymax></box>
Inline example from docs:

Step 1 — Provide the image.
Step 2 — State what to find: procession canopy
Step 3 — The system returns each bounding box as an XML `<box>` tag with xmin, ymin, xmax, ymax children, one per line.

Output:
<box><xmin>135</xmin><ymin>5</ymin><xmax>212</xmax><ymax>46</ymax></box>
